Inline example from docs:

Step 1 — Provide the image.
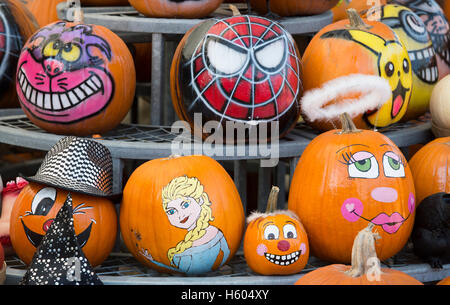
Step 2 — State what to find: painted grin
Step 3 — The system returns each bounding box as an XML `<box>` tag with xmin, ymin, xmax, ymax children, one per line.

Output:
<box><xmin>264</xmin><ymin>249</ymin><xmax>302</xmax><ymax>266</ymax></box>
<box><xmin>17</xmin><ymin>67</ymin><xmax>104</xmax><ymax>113</ymax></box>
<box><xmin>391</xmin><ymin>80</ymin><xmax>410</xmax><ymax>118</ymax></box>
<box><xmin>408</xmin><ymin>46</ymin><xmax>439</xmax><ymax>84</ymax></box>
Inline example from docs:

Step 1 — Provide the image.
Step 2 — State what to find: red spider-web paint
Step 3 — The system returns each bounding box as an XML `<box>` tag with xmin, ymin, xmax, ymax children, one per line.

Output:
<box><xmin>187</xmin><ymin>15</ymin><xmax>301</xmax><ymax>123</ymax></box>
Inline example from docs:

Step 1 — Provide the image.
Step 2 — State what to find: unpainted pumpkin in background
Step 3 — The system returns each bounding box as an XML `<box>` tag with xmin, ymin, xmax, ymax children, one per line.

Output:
<box><xmin>288</xmin><ymin>113</ymin><xmax>416</xmax><ymax>263</ymax></box>
<box><xmin>243</xmin><ymin>186</ymin><xmax>309</xmax><ymax>275</ymax></box>
<box><xmin>301</xmin><ymin>10</ymin><xmax>412</xmax><ymax>131</ymax></box>
<box><xmin>408</xmin><ymin>137</ymin><xmax>450</xmax><ymax>204</ymax></box>
<box><xmin>16</xmin><ymin>13</ymin><xmax>136</xmax><ymax>136</ymax></box>
<box><xmin>80</xmin><ymin>0</ymin><xmax>129</xmax><ymax>5</ymax></box>
<box><xmin>128</xmin><ymin>0</ymin><xmax>224</xmax><ymax>18</ymax></box>
<box><xmin>429</xmin><ymin>74</ymin><xmax>450</xmax><ymax>135</ymax></box>
<box><xmin>0</xmin><ymin>0</ymin><xmax>38</xmax><ymax>108</ymax></box>
<box><xmin>120</xmin><ymin>155</ymin><xmax>245</xmax><ymax>275</ymax></box>
<box><xmin>380</xmin><ymin>4</ymin><xmax>438</xmax><ymax>121</ymax></box>
<box><xmin>249</xmin><ymin>0</ymin><xmax>340</xmax><ymax>17</ymax></box>
<box><xmin>10</xmin><ymin>182</ymin><xmax>118</xmax><ymax>267</ymax></box>
<box><xmin>331</xmin><ymin>0</ymin><xmax>388</xmax><ymax>21</ymax></box>
<box><xmin>20</xmin><ymin>0</ymin><xmax>65</xmax><ymax>27</ymax></box>
<box><xmin>0</xmin><ymin>243</ymin><xmax>5</xmax><ymax>284</ymax></box>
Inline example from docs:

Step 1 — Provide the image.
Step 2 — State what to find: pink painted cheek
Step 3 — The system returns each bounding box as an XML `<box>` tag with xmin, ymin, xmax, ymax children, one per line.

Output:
<box><xmin>341</xmin><ymin>198</ymin><xmax>364</xmax><ymax>222</ymax></box>
<box><xmin>256</xmin><ymin>243</ymin><xmax>267</xmax><ymax>256</ymax></box>
<box><xmin>300</xmin><ymin>243</ymin><xmax>306</xmax><ymax>255</ymax></box>
<box><xmin>408</xmin><ymin>193</ymin><xmax>415</xmax><ymax>213</ymax></box>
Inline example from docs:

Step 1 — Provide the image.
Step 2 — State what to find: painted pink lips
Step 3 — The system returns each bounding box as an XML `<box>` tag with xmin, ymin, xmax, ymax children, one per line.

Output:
<box><xmin>370</xmin><ymin>212</ymin><xmax>405</xmax><ymax>234</ymax></box>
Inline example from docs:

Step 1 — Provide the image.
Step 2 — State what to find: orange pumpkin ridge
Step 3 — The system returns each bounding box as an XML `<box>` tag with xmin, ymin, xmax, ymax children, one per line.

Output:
<box><xmin>250</xmin><ymin>0</ymin><xmax>340</xmax><ymax>17</ymax></box>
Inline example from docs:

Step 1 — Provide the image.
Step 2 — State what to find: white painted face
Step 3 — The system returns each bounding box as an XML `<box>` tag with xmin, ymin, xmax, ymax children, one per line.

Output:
<box><xmin>165</xmin><ymin>197</ymin><xmax>202</xmax><ymax>230</ymax></box>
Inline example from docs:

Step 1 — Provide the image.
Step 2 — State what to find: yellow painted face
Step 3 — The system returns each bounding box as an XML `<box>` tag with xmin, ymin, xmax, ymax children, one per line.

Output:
<box><xmin>348</xmin><ymin>29</ymin><xmax>413</xmax><ymax>127</ymax></box>
<box><xmin>380</xmin><ymin>4</ymin><xmax>438</xmax><ymax>120</ymax></box>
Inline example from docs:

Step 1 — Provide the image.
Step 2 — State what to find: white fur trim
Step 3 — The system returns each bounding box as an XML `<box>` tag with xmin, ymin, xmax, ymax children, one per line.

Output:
<box><xmin>301</xmin><ymin>74</ymin><xmax>392</xmax><ymax>122</ymax></box>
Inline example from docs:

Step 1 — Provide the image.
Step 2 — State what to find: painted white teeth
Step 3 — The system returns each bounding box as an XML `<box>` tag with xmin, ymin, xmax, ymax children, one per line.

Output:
<box><xmin>18</xmin><ymin>70</ymin><xmax>102</xmax><ymax>111</ymax></box>
<box><xmin>264</xmin><ymin>250</ymin><xmax>301</xmax><ymax>266</ymax></box>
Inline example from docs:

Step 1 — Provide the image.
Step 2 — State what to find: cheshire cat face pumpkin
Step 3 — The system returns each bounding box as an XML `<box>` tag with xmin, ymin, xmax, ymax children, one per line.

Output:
<box><xmin>391</xmin><ymin>0</ymin><xmax>450</xmax><ymax>80</ymax></box>
<box><xmin>380</xmin><ymin>4</ymin><xmax>438</xmax><ymax>121</ymax></box>
<box><xmin>10</xmin><ymin>182</ymin><xmax>118</xmax><ymax>267</ymax></box>
<box><xmin>288</xmin><ymin>114</ymin><xmax>416</xmax><ymax>263</ymax></box>
<box><xmin>16</xmin><ymin>20</ymin><xmax>136</xmax><ymax>136</ymax></box>
<box><xmin>301</xmin><ymin>9</ymin><xmax>412</xmax><ymax>131</ymax></box>
<box><xmin>170</xmin><ymin>15</ymin><xmax>302</xmax><ymax>141</ymax></box>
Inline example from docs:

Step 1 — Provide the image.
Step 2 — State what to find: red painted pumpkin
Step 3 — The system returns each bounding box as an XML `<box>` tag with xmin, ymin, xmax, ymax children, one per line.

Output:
<box><xmin>16</xmin><ymin>12</ymin><xmax>136</xmax><ymax>136</ymax></box>
<box><xmin>391</xmin><ymin>0</ymin><xmax>450</xmax><ymax>80</ymax></box>
<box><xmin>288</xmin><ymin>113</ymin><xmax>416</xmax><ymax>263</ymax></box>
<box><xmin>0</xmin><ymin>0</ymin><xmax>38</xmax><ymax>108</ymax></box>
<box><xmin>301</xmin><ymin>9</ymin><xmax>412</xmax><ymax>131</ymax></box>
<box><xmin>10</xmin><ymin>182</ymin><xmax>118</xmax><ymax>267</ymax></box>
<box><xmin>170</xmin><ymin>14</ymin><xmax>303</xmax><ymax>141</ymax></box>
<box><xmin>243</xmin><ymin>186</ymin><xmax>309</xmax><ymax>275</ymax></box>
<box><xmin>120</xmin><ymin>155</ymin><xmax>245</xmax><ymax>275</ymax></box>
<box><xmin>128</xmin><ymin>0</ymin><xmax>223</xmax><ymax>18</ymax></box>
<box><xmin>250</xmin><ymin>0</ymin><xmax>340</xmax><ymax>17</ymax></box>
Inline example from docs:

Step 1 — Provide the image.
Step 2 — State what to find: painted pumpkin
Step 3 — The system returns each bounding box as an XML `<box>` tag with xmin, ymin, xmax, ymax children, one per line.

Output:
<box><xmin>380</xmin><ymin>4</ymin><xmax>438</xmax><ymax>121</ymax></box>
<box><xmin>10</xmin><ymin>182</ymin><xmax>118</xmax><ymax>267</ymax></box>
<box><xmin>249</xmin><ymin>0</ymin><xmax>340</xmax><ymax>17</ymax></box>
<box><xmin>331</xmin><ymin>0</ymin><xmax>388</xmax><ymax>22</ymax></box>
<box><xmin>128</xmin><ymin>0</ymin><xmax>223</xmax><ymax>18</ymax></box>
<box><xmin>120</xmin><ymin>155</ymin><xmax>245</xmax><ymax>275</ymax></box>
<box><xmin>408</xmin><ymin>137</ymin><xmax>450</xmax><ymax>204</ymax></box>
<box><xmin>20</xmin><ymin>0</ymin><xmax>65</xmax><ymax>27</ymax></box>
<box><xmin>16</xmin><ymin>14</ymin><xmax>136</xmax><ymax>136</ymax></box>
<box><xmin>170</xmin><ymin>15</ymin><xmax>303</xmax><ymax>141</ymax></box>
<box><xmin>391</xmin><ymin>0</ymin><xmax>450</xmax><ymax>80</ymax></box>
<box><xmin>301</xmin><ymin>9</ymin><xmax>412</xmax><ymax>131</ymax></box>
<box><xmin>295</xmin><ymin>223</ymin><xmax>423</xmax><ymax>285</ymax></box>
<box><xmin>430</xmin><ymin>74</ymin><xmax>450</xmax><ymax>135</ymax></box>
<box><xmin>243</xmin><ymin>186</ymin><xmax>309</xmax><ymax>275</ymax></box>
<box><xmin>288</xmin><ymin>113</ymin><xmax>416</xmax><ymax>263</ymax></box>
<box><xmin>0</xmin><ymin>0</ymin><xmax>38</xmax><ymax>108</ymax></box>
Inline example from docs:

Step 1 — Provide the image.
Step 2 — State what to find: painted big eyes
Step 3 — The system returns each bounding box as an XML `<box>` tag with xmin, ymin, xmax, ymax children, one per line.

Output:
<box><xmin>283</xmin><ymin>224</ymin><xmax>297</xmax><ymax>239</ymax></box>
<box><xmin>61</xmin><ymin>43</ymin><xmax>81</xmax><ymax>62</ymax></box>
<box><xmin>383</xmin><ymin>152</ymin><xmax>405</xmax><ymax>178</ymax></box>
<box><xmin>264</xmin><ymin>225</ymin><xmax>280</xmax><ymax>240</ymax></box>
<box><xmin>347</xmin><ymin>152</ymin><xmax>379</xmax><ymax>179</ymax></box>
<box><xmin>385</xmin><ymin>61</ymin><xmax>395</xmax><ymax>77</ymax></box>
<box><xmin>181</xmin><ymin>201</ymin><xmax>190</xmax><ymax>209</ymax></box>
<box><xmin>166</xmin><ymin>208</ymin><xmax>176</xmax><ymax>216</ymax></box>
<box><xmin>43</xmin><ymin>40</ymin><xmax>61</xmax><ymax>57</ymax></box>
<box><xmin>206</xmin><ymin>37</ymin><xmax>248</xmax><ymax>75</ymax></box>
<box><xmin>400</xmin><ymin>10</ymin><xmax>429</xmax><ymax>43</ymax></box>
<box><xmin>403</xmin><ymin>58</ymin><xmax>410</xmax><ymax>73</ymax></box>
<box><xmin>254</xmin><ymin>37</ymin><xmax>286</xmax><ymax>72</ymax></box>
<box><xmin>31</xmin><ymin>187</ymin><xmax>56</xmax><ymax>216</ymax></box>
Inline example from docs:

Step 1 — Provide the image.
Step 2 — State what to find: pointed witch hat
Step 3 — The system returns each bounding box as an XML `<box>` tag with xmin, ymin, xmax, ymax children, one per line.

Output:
<box><xmin>20</xmin><ymin>193</ymin><xmax>103</xmax><ymax>285</ymax></box>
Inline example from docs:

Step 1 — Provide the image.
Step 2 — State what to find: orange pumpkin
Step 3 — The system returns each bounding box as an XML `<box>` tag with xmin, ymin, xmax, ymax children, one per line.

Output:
<box><xmin>288</xmin><ymin>113</ymin><xmax>416</xmax><ymax>263</ymax></box>
<box><xmin>10</xmin><ymin>182</ymin><xmax>118</xmax><ymax>267</ymax></box>
<box><xmin>21</xmin><ymin>0</ymin><xmax>65</xmax><ymax>27</ymax></box>
<box><xmin>128</xmin><ymin>0</ymin><xmax>223</xmax><ymax>18</ymax></box>
<box><xmin>16</xmin><ymin>11</ymin><xmax>136</xmax><ymax>136</ymax></box>
<box><xmin>80</xmin><ymin>0</ymin><xmax>129</xmax><ymax>5</ymax></box>
<box><xmin>295</xmin><ymin>223</ymin><xmax>423</xmax><ymax>285</ymax></box>
<box><xmin>437</xmin><ymin>276</ymin><xmax>450</xmax><ymax>285</ymax></box>
<box><xmin>243</xmin><ymin>186</ymin><xmax>309</xmax><ymax>275</ymax></box>
<box><xmin>408</xmin><ymin>137</ymin><xmax>450</xmax><ymax>205</ymax></box>
<box><xmin>0</xmin><ymin>0</ymin><xmax>38</xmax><ymax>108</ymax></box>
<box><xmin>301</xmin><ymin>9</ymin><xmax>412</xmax><ymax>131</ymax></box>
<box><xmin>120</xmin><ymin>155</ymin><xmax>245</xmax><ymax>275</ymax></box>
<box><xmin>249</xmin><ymin>0</ymin><xmax>340</xmax><ymax>17</ymax></box>
<box><xmin>331</xmin><ymin>0</ymin><xmax>387</xmax><ymax>21</ymax></box>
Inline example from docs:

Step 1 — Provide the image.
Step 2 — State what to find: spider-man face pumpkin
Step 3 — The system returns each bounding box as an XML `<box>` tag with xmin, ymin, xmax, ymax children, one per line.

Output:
<box><xmin>171</xmin><ymin>15</ymin><xmax>303</xmax><ymax>140</ymax></box>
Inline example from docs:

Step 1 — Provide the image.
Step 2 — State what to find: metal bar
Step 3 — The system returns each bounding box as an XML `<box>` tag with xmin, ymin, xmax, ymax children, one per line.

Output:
<box><xmin>150</xmin><ymin>33</ymin><xmax>165</xmax><ymax>125</ymax></box>
<box><xmin>233</xmin><ymin>160</ymin><xmax>247</xmax><ymax>213</ymax></box>
<box><xmin>257</xmin><ymin>163</ymin><xmax>271</xmax><ymax>212</ymax></box>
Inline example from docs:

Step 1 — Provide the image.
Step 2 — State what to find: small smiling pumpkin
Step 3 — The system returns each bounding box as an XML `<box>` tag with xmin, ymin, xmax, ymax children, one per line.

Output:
<box><xmin>288</xmin><ymin>113</ymin><xmax>416</xmax><ymax>264</ymax></box>
<box><xmin>9</xmin><ymin>182</ymin><xmax>117</xmax><ymax>267</ymax></box>
<box><xmin>301</xmin><ymin>9</ymin><xmax>412</xmax><ymax>131</ymax></box>
<box><xmin>244</xmin><ymin>186</ymin><xmax>309</xmax><ymax>275</ymax></box>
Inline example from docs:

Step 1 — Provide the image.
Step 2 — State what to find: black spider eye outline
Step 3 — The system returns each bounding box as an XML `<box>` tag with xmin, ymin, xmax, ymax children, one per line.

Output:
<box><xmin>30</xmin><ymin>187</ymin><xmax>56</xmax><ymax>216</ymax></box>
<box><xmin>253</xmin><ymin>36</ymin><xmax>287</xmax><ymax>73</ymax></box>
<box><xmin>204</xmin><ymin>35</ymin><xmax>249</xmax><ymax>76</ymax></box>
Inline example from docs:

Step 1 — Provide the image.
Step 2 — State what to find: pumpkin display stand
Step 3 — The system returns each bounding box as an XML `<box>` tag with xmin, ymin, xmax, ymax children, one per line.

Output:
<box><xmin>0</xmin><ymin>3</ymin><xmax>448</xmax><ymax>285</ymax></box>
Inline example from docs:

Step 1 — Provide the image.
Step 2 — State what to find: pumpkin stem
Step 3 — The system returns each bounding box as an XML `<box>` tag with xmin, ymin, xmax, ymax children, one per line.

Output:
<box><xmin>229</xmin><ymin>4</ymin><xmax>242</xmax><ymax>16</ymax></box>
<box><xmin>265</xmin><ymin>186</ymin><xmax>280</xmax><ymax>213</ymax></box>
<box><xmin>73</xmin><ymin>6</ymin><xmax>84</xmax><ymax>23</ymax></box>
<box><xmin>346</xmin><ymin>8</ymin><xmax>372</xmax><ymax>30</ymax></box>
<box><xmin>339</xmin><ymin>112</ymin><xmax>361</xmax><ymax>134</ymax></box>
<box><xmin>167</xmin><ymin>154</ymin><xmax>181</xmax><ymax>160</ymax></box>
<box><xmin>345</xmin><ymin>223</ymin><xmax>382</xmax><ymax>278</ymax></box>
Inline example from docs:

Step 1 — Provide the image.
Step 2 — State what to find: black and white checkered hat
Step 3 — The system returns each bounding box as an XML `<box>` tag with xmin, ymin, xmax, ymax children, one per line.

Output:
<box><xmin>26</xmin><ymin>136</ymin><xmax>117</xmax><ymax>198</ymax></box>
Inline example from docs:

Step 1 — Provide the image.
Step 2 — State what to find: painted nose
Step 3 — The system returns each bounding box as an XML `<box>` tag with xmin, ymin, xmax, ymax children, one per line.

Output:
<box><xmin>371</xmin><ymin>187</ymin><xmax>398</xmax><ymax>203</ymax></box>
<box><xmin>43</xmin><ymin>59</ymin><xmax>64</xmax><ymax>76</ymax></box>
<box><xmin>277</xmin><ymin>240</ymin><xmax>290</xmax><ymax>252</ymax></box>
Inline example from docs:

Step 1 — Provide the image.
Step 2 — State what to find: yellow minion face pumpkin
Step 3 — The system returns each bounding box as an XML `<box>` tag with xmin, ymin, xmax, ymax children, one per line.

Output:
<box><xmin>380</xmin><ymin>4</ymin><xmax>438</xmax><ymax>121</ymax></box>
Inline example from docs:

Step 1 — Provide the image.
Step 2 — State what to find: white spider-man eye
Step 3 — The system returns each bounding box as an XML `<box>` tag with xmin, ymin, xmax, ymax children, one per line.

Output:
<box><xmin>254</xmin><ymin>37</ymin><xmax>286</xmax><ymax>71</ymax></box>
<box><xmin>206</xmin><ymin>37</ymin><xmax>248</xmax><ymax>75</ymax></box>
